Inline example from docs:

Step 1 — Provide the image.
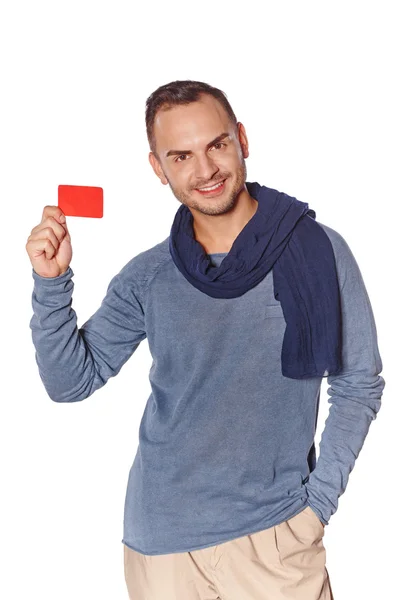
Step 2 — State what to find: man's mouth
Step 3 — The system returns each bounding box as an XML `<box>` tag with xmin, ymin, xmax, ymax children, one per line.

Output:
<box><xmin>195</xmin><ymin>178</ymin><xmax>227</xmax><ymax>195</ymax></box>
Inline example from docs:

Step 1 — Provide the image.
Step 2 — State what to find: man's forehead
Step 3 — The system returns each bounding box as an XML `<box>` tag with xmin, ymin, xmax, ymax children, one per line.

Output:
<box><xmin>156</xmin><ymin>94</ymin><xmax>226</xmax><ymax>125</ymax></box>
<box><xmin>154</xmin><ymin>98</ymin><xmax>231</xmax><ymax>149</ymax></box>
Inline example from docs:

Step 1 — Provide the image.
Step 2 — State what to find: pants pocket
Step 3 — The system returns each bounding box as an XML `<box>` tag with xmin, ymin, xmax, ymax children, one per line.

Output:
<box><xmin>303</xmin><ymin>505</ymin><xmax>325</xmax><ymax>534</ymax></box>
<box><xmin>274</xmin><ymin>506</ymin><xmax>326</xmax><ymax>565</ymax></box>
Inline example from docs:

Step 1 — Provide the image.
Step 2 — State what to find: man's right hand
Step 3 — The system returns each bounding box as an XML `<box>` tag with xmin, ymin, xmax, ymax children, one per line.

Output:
<box><xmin>26</xmin><ymin>205</ymin><xmax>72</xmax><ymax>278</ymax></box>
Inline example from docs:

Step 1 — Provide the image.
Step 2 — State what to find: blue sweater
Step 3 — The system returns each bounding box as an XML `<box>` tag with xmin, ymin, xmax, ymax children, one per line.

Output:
<box><xmin>29</xmin><ymin>222</ymin><xmax>385</xmax><ymax>555</ymax></box>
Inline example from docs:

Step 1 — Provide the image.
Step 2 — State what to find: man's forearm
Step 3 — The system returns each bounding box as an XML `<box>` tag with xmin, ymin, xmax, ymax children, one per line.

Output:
<box><xmin>29</xmin><ymin>266</ymin><xmax>100</xmax><ymax>402</ymax></box>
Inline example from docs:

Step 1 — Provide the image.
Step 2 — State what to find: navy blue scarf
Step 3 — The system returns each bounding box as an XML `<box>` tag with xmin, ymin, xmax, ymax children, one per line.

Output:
<box><xmin>169</xmin><ymin>181</ymin><xmax>343</xmax><ymax>379</ymax></box>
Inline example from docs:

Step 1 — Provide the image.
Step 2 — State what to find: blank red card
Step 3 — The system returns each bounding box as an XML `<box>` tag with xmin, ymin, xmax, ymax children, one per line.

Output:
<box><xmin>58</xmin><ymin>185</ymin><xmax>103</xmax><ymax>218</ymax></box>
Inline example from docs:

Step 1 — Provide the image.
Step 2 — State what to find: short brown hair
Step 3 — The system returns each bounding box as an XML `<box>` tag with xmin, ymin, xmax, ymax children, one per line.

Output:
<box><xmin>145</xmin><ymin>80</ymin><xmax>238</xmax><ymax>160</ymax></box>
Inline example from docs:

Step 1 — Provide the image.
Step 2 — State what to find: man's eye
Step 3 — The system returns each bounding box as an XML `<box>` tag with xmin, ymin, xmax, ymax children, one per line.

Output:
<box><xmin>175</xmin><ymin>143</ymin><xmax>225</xmax><ymax>163</ymax></box>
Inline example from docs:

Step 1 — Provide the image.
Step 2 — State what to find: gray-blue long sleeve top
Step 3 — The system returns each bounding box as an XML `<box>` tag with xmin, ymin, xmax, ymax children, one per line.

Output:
<box><xmin>29</xmin><ymin>221</ymin><xmax>385</xmax><ymax>555</ymax></box>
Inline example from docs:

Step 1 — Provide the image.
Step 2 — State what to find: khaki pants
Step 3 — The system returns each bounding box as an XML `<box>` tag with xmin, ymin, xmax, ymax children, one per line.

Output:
<box><xmin>124</xmin><ymin>505</ymin><xmax>334</xmax><ymax>599</ymax></box>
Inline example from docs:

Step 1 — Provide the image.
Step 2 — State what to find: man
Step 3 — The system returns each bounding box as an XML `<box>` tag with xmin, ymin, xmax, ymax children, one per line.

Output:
<box><xmin>27</xmin><ymin>80</ymin><xmax>385</xmax><ymax>600</ymax></box>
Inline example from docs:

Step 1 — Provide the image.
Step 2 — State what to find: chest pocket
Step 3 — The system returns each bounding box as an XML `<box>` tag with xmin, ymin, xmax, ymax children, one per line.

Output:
<box><xmin>264</xmin><ymin>304</ymin><xmax>285</xmax><ymax>318</ymax></box>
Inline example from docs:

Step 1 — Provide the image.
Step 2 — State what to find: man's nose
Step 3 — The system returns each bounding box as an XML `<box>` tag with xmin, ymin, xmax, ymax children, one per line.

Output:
<box><xmin>194</xmin><ymin>154</ymin><xmax>219</xmax><ymax>183</ymax></box>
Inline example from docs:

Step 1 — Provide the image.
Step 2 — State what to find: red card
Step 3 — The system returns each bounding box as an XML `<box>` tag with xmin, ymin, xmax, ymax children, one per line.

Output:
<box><xmin>58</xmin><ymin>185</ymin><xmax>103</xmax><ymax>218</ymax></box>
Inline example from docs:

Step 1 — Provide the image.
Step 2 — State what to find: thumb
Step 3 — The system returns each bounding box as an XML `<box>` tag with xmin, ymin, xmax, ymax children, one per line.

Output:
<box><xmin>62</xmin><ymin>223</ymin><xmax>71</xmax><ymax>243</ymax></box>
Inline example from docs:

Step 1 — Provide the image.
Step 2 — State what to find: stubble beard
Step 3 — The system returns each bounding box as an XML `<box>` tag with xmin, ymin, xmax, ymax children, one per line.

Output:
<box><xmin>167</xmin><ymin>158</ymin><xmax>247</xmax><ymax>217</ymax></box>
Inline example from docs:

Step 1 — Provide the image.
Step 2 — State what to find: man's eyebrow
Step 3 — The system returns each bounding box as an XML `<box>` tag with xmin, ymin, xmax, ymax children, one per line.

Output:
<box><xmin>165</xmin><ymin>132</ymin><xmax>230</xmax><ymax>158</ymax></box>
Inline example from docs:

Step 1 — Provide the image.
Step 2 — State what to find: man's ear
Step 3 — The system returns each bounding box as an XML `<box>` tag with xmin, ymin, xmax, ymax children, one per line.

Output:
<box><xmin>236</xmin><ymin>122</ymin><xmax>249</xmax><ymax>159</ymax></box>
<box><xmin>149</xmin><ymin>152</ymin><xmax>168</xmax><ymax>185</ymax></box>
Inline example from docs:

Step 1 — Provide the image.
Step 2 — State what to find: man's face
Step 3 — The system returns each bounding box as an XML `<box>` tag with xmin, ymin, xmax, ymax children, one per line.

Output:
<box><xmin>149</xmin><ymin>94</ymin><xmax>249</xmax><ymax>216</ymax></box>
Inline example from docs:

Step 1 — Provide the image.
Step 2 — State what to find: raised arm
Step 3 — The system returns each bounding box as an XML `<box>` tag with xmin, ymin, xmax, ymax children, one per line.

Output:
<box><xmin>26</xmin><ymin>205</ymin><xmax>147</xmax><ymax>403</ymax></box>
<box><xmin>29</xmin><ymin>264</ymin><xmax>147</xmax><ymax>403</ymax></box>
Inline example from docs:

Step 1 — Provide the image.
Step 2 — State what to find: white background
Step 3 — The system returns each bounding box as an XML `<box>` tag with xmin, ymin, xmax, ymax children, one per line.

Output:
<box><xmin>1</xmin><ymin>1</ymin><xmax>398</xmax><ymax>598</ymax></box>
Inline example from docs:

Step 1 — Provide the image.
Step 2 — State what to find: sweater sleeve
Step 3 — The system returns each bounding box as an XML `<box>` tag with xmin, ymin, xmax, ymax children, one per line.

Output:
<box><xmin>304</xmin><ymin>226</ymin><xmax>385</xmax><ymax>525</ymax></box>
<box><xmin>29</xmin><ymin>264</ymin><xmax>147</xmax><ymax>402</ymax></box>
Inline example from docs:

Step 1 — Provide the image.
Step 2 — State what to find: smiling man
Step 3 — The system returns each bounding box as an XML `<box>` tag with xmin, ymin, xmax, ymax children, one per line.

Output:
<box><xmin>29</xmin><ymin>80</ymin><xmax>385</xmax><ymax>600</ymax></box>
<box><xmin>148</xmin><ymin>92</ymin><xmax>254</xmax><ymax>255</ymax></box>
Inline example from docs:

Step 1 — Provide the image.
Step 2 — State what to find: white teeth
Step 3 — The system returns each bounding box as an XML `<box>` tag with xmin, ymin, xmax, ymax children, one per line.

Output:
<box><xmin>198</xmin><ymin>180</ymin><xmax>224</xmax><ymax>191</ymax></box>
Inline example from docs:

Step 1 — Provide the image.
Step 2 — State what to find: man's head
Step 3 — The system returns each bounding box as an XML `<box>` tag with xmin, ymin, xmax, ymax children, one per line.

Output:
<box><xmin>146</xmin><ymin>80</ymin><xmax>249</xmax><ymax>217</ymax></box>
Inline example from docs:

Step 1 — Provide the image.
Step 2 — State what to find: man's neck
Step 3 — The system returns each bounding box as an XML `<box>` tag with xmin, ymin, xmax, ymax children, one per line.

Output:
<box><xmin>192</xmin><ymin>187</ymin><xmax>258</xmax><ymax>255</ymax></box>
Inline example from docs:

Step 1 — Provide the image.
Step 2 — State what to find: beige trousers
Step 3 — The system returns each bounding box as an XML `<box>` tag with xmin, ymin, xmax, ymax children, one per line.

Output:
<box><xmin>123</xmin><ymin>505</ymin><xmax>334</xmax><ymax>599</ymax></box>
